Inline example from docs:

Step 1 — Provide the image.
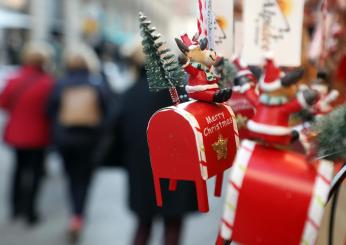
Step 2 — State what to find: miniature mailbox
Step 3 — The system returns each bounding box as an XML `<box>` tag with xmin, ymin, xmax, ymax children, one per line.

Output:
<box><xmin>147</xmin><ymin>100</ymin><xmax>239</xmax><ymax>212</ymax></box>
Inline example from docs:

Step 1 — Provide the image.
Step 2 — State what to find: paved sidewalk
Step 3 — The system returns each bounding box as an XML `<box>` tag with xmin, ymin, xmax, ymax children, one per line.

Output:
<box><xmin>0</xmin><ymin>160</ymin><xmax>225</xmax><ymax>245</ymax></box>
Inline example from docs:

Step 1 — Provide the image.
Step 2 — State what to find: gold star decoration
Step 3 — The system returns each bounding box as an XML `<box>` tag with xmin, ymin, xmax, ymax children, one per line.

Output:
<box><xmin>236</xmin><ymin>115</ymin><xmax>248</xmax><ymax>129</ymax></box>
<box><xmin>212</xmin><ymin>134</ymin><xmax>229</xmax><ymax>160</ymax></box>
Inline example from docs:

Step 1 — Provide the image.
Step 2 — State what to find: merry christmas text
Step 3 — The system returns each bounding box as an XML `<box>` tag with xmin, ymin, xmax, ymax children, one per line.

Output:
<box><xmin>204</xmin><ymin>113</ymin><xmax>233</xmax><ymax>136</ymax></box>
<box><xmin>206</xmin><ymin>112</ymin><xmax>225</xmax><ymax>124</ymax></box>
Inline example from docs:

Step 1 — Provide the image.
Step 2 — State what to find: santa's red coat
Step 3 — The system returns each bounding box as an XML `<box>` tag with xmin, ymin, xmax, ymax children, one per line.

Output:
<box><xmin>243</xmin><ymin>87</ymin><xmax>305</xmax><ymax>145</ymax></box>
<box><xmin>184</xmin><ymin>63</ymin><xmax>220</xmax><ymax>102</ymax></box>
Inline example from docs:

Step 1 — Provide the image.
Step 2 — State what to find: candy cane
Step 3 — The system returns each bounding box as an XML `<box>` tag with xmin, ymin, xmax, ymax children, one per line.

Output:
<box><xmin>320</xmin><ymin>0</ymin><xmax>329</xmax><ymax>68</ymax></box>
<box><xmin>197</xmin><ymin>0</ymin><xmax>206</xmax><ymax>36</ymax></box>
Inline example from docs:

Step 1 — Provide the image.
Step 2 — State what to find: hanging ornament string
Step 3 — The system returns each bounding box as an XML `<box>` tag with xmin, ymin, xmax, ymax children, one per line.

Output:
<box><xmin>197</xmin><ymin>0</ymin><xmax>216</xmax><ymax>49</ymax></box>
<box><xmin>320</xmin><ymin>0</ymin><xmax>329</xmax><ymax>68</ymax></box>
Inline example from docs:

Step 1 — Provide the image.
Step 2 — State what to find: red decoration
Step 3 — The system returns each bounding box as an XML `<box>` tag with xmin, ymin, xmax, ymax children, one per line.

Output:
<box><xmin>311</xmin><ymin>87</ymin><xmax>339</xmax><ymax>116</ymax></box>
<box><xmin>218</xmin><ymin>140</ymin><xmax>334</xmax><ymax>245</ymax></box>
<box><xmin>183</xmin><ymin>62</ymin><xmax>220</xmax><ymax>102</ymax></box>
<box><xmin>147</xmin><ymin>101</ymin><xmax>239</xmax><ymax>212</ymax></box>
<box><xmin>244</xmin><ymin>86</ymin><xmax>307</xmax><ymax>145</ymax></box>
<box><xmin>260</xmin><ymin>57</ymin><xmax>282</xmax><ymax>91</ymax></box>
<box><xmin>236</xmin><ymin>56</ymin><xmax>315</xmax><ymax>146</ymax></box>
<box><xmin>175</xmin><ymin>34</ymin><xmax>232</xmax><ymax>103</ymax></box>
<box><xmin>226</xmin><ymin>90</ymin><xmax>255</xmax><ymax>139</ymax></box>
<box><xmin>216</xmin><ymin>56</ymin><xmax>329</xmax><ymax>244</ymax></box>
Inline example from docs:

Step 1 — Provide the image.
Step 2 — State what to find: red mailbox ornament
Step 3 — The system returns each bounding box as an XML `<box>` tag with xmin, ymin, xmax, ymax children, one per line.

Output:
<box><xmin>147</xmin><ymin>101</ymin><xmax>239</xmax><ymax>212</ymax></box>
<box><xmin>218</xmin><ymin>140</ymin><xmax>334</xmax><ymax>245</ymax></box>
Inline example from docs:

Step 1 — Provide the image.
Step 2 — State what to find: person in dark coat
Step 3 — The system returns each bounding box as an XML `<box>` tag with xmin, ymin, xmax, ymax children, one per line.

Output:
<box><xmin>0</xmin><ymin>42</ymin><xmax>54</xmax><ymax>225</ymax></box>
<box><xmin>113</xmin><ymin>45</ymin><xmax>197</xmax><ymax>245</ymax></box>
<box><xmin>47</xmin><ymin>43</ymin><xmax>111</xmax><ymax>241</ymax></box>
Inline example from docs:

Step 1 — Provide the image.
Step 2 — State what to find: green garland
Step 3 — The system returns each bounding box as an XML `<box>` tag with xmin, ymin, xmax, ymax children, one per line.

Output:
<box><xmin>215</xmin><ymin>58</ymin><xmax>237</xmax><ymax>89</ymax></box>
<box><xmin>314</xmin><ymin>105</ymin><xmax>346</xmax><ymax>160</ymax></box>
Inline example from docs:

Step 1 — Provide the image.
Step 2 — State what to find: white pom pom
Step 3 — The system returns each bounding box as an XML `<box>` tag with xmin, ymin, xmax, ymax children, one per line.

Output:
<box><xmin>264</xmin><ymin>51</ymin><xmax>274</xmax><ymax>60</ymax></box>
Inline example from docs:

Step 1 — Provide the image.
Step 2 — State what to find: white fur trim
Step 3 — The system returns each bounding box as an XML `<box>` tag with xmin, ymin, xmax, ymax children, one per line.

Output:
<box><xmin>232</xmin><ymin>86</ymin><xmax>241</xmax><ymax>92</ymax></box>
<box><xmin>247</xmin><ymin>120</ymin><xmax>292</xmax><ymax>135</ymax></box>
<box><xmin>185</xmin><ymin>84</ymin><xmax>219</xmax><ymax>93</ymax></box>
<box><xmin>182</xmin><ymin>59</ymin><xmax>191</xmax><ymax>68</ymax></box>
<box><xmin>188</xmin><ymin>44</ymin><xmax>199</xmax><ymax>50</ymax></box>
<box><xmin>297</xmin><ymin>90</ymin><xmax>310</xmax><ymax>108</ymax></box>
<box><xmin>299</xmin><ymin>84</ymin><xmax>309</xmax><ymax>90</ymax></box>
<box><xmin>239</xmin><ymin>58</ymin><xmax>248</xmax><ymax>68</ymax></box>
<box><xmin>259</xmin><ymin>75</ymin><xmax>282</xmax><ymax>92</ymax></box>
<box><xmin>239</xmin><ymin>83</ymin><xmax>251</xmax><ymax>93</ymax></box>
<box><xmin>265</xmin><ymin>51</ymin><xmax>274</xmax><ymax>59</ymax></box>
<box><xmin>311</xmin><ymin>84</ymin><xmax>328</xmax><ymax>95</ymax></box>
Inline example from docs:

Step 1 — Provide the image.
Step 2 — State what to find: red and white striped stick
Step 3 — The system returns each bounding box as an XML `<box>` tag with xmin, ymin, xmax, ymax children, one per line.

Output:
<box><xmin>197</xmin><ymin>0</ymin><xmax>207</xmax><ymax>36</ymax></box>
<box><xmin>320</xmin><ymin>0</ymin><xmax>329</xmax><ymax>68</ymax></box>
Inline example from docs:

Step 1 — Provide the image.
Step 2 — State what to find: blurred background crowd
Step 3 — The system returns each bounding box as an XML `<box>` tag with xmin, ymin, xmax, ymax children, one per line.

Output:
<box><xmin>0</xmin><ymin>0</ymin><xmax>344</xmax><ymax>245</ymax></box>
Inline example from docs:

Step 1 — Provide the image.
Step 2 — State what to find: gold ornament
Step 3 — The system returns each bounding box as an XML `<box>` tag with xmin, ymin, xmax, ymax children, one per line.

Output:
<box><xmin>212</xmin><ymin>134</ymin><xmax>229</xmax><ymax>160</ymax></box>
<box><xmin>236</xmin><ymin>115</ymin><xmax>248</xmax><ymax>129</ymax></box>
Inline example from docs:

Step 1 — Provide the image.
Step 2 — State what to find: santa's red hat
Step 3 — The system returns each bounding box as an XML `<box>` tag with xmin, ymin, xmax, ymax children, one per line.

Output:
<box><xmin>259</xmin><ymin>56</ymin><xmax>283</xmax><ymax>92</ymax></box>
<box><xmin>232</xmin><ymin>56</ymin><xmax>256</xmax><ymax>82</ymax></box>
<box><xmin>180</xmin><ymin>33</ymin><xmax>199</xmax><ymax>50</ymax></box>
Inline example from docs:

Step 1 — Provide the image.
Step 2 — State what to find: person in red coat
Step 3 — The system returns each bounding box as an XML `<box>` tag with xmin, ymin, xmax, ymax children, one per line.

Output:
<box><xmin>0</xmin><ymin>42</ymin><xmax>54</xmax><ymax>225</ymax></box>
<box><xmin>234</xmin><ymin>56</ymin><xmax>318</xmax><ymax>146</ymax></box>
<box><xmin>175</xmin><ymin>34</ymin><xmax>232</xmax><ymax>103</ymax></box>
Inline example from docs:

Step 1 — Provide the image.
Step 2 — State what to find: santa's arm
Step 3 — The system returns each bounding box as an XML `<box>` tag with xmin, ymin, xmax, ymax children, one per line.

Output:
<box><xmin>285</xmin><ymin>89</ymin><xmax>319</xmax><ymax>113</ymax></box>
<box><xmin>240</xmin><ymin>84</ymin><xmax>260</xmax><ymax>107</ymax></box>
<box><xmin>183</xmin><ymin>62</ymin><xmax>198</xmax><ymax>76</ymax></box>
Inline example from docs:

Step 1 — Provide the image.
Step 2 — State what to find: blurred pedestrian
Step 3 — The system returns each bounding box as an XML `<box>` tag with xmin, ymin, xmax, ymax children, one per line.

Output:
<box><xmin>0</xmin><ymin>42</ymin><xmax>54</xmax><ymax>225</ymax></box>
<box><xmin>112</xmin><ymin>42</ymin><xmax>197</xmax><ymax>245</ymax></box>
<box><xmin>47</xmin><ymin>43</ymin><xmax>111</xmax><ymax>242</ymax></box>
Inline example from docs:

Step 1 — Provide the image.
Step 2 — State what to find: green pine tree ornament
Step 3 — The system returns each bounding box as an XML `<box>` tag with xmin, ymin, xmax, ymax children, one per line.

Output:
<box><xmin>214</xmin><ymin>58</ymin><xmax>237</xmax><ymax>89</ymax></box>
<box><xmin>314</xmin><ymin>105</ymin><xmax>346</xmax><ymax>161</ymax></box>
<box><xmin>139</xmin><ymin>12</ymin><xmax>186</xmax><ymax>105</ymax></box>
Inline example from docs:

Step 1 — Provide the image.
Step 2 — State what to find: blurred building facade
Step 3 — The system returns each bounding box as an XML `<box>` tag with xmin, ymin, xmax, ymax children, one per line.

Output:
<box><xmin>0</xmin><ymin>0</ymin><xmax>197</xmax><ymax>65</ymax></box>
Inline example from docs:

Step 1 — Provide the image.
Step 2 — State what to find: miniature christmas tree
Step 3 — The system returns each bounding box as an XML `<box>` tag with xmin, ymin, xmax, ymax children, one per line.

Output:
<box><xmin>139</xmin><ymin>12</ymin><xmax>186</xmax><ymax>104</ymax></box>
<box><xmin>214</xmin><ymin>58</ymin><xmax>237</xmax><ymax>89</ymax></box>
<box><xmin>314</xmin><ymin>105</ymin><xmax>346</xmax><ymax>160</ymax></box>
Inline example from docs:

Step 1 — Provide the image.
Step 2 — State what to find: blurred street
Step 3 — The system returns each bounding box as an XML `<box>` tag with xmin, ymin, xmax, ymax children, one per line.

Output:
<box><xmin>0</xmin><ymin>1</ymin><xmax>345</xmax><ymax>244</ymax></box>
<box><xmin>0</xmin><ymin>111</ymin><xmax>226</xmax><ymax>245</ymax></box>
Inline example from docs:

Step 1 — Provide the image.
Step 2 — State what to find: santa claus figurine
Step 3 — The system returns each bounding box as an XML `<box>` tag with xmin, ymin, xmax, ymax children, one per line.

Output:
<box><xmin>175</xmin><ymin>34</ymin><xmax>232</xmax><ymax>103</ymax></box>
<box><xmin>235</xmin><ymin>55</ymin><xmax>319</xmax><ymax>146</ymax></box>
